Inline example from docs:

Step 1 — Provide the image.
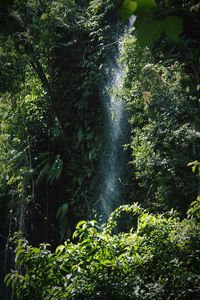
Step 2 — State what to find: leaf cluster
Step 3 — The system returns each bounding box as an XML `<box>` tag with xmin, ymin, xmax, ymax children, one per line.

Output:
<box><xmin>5</xmin><ymin>204</ymin><xmax>200</xmax><ymax>299</ymax></box>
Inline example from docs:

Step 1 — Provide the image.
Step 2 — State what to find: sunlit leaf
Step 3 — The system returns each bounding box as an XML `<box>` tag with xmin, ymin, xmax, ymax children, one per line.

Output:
<box><xmin>55</xmin><ymin>245</ymin><xmax>65</xmax><ymax>254</ymax></box>
<box><xmin>76</xmin><ymin>220</ymin><xmax>87</xmax><ymax>228</ymax></box>
<box><xmin>120</xmin><ymin>0</ymin><xmax>156</xmax><ymax>20</ymax></box>
<box><xmin>136</xmin><ymin>0</ymin><xmax>156</xmax><ymax>13</ymax></box>
<box><xmin>120</xmin><ymin>0</ymin><xmax>137</xmax><ymax>21</ymax></box>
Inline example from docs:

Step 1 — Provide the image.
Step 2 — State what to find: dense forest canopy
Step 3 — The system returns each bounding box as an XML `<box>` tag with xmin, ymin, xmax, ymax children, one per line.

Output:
<box><xmin>0</xmin><ymin>0</ymin><xmax>200</xmax><ymax>299</ymax></box>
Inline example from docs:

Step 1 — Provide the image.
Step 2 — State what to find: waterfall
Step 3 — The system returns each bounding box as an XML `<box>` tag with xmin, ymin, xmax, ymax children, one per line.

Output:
<box><xmin>98</xmin><ymin>17</ymin><xmax>135</xmax><ymax>220</ymax></box>
<box><xmin>99</xmin><ymin>63</ymin><xmax>126</xmax><ymax>220</ymax></box>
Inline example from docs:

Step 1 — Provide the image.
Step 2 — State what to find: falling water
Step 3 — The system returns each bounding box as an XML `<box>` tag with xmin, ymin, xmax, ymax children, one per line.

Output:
<box><xmin>98</xmin><ymin>17</ymin><xmax>135</xmax><ymax>220</ymax></box>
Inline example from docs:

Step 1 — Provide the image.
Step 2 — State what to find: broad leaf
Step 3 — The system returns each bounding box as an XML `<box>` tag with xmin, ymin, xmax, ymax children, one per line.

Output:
<box><xmin>136</xmin><ymin>18</ymin><xmax>163</xmax><ymax>47</ymax></box>
<box><xmin>163</xmin><ymin>16</ymin><xmax>183</xmax><ymax>41</ymax></box>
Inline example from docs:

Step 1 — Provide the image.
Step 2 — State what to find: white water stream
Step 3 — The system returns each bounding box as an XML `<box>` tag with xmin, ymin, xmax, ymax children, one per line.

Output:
<box><xmin>99</xmin><ymin>17</ymin><xmax>135</xmax><ymax>220</ymax></box>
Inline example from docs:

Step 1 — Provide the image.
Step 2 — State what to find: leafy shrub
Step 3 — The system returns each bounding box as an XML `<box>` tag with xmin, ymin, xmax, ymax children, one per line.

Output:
<box><xmin>5</xmin><ymin>203</ymin><xmax>200</xmax><ymax>299</ymax></box>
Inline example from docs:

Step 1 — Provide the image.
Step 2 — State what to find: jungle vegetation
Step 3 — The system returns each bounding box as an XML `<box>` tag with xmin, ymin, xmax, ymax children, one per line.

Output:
<box><xmin>0</xmin><ymin>0</ymin><xmax>200</xmax><ymax>299</ymax></box>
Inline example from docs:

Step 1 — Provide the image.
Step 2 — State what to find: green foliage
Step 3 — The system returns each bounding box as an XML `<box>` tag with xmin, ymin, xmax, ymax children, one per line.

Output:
<box><xmin>0</xmin><ymin>0</ymin><xmax>120</xmax><ymax>243</ymax></box>
<box><xmin>162</xmin><ymin>16</ymin><xmax>183</xmax><ymax>41</ymax></box>
<box><xmin>135</xmin><ymin>18</ymin><xmax>163</xmax><ymax>46</ymax></box>
<box><xmin>188</xmin><ymin>161</ymin><xmax>200</xmax><ymax>177</ymax></box>
<box><xmin>36</xmin><ymin>153</ymin><xmax>63</xmax><ymax>184</ymax></box>
<box><xmin>5</xmin><ymin>204</ymin><xmax>200</xmax><ymax>299</ymax></box>
<box><xmin>135</xmin><ymin>15</ymin><xmax>183</xmax><ymax>47</ymax></box>
<box><xmin>120</xmin><ymin>0</ymin><xmax>184</xmax><ymax>46</ymax></box>
<box><xmin>119</xmin><ymin>0</ymin><xmax>138</xmax><ymax>21</ymax></box>
<box><xmin>120</xmin><ymin>0</ymin><xmax>156</xmax><ymax>20</ymax></box>
<box><xmin>120</xmin><ymin>35</ymin><xmax>200</xmax><ymax>211</ymax></box>
<box><xmin>187</xmin><ymin>196</ymin><xmax>200</xmax><ymax>221</ymax></box>
<box><xmin>187</xmin><ymin>161</ymin><xmax>200</xmax><ymax>220</ymax></box>
<box><xmin>0</xmin><ymin>71</ymin><xmax>47</xmax><ymax>229</ymax></box>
